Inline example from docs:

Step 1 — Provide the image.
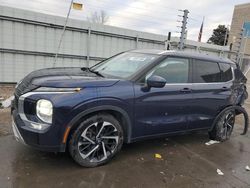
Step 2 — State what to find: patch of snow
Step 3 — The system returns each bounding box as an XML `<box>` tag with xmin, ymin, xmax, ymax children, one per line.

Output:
<box><xmin>245</xmin><ymin>165</ymin><xmax>250</xmax><ymax>171</ymax></box>
<box><xmin>1</xmin><ymin>96</ymin><xmax>14</xmax><ymax>108</ymax></box>
<box><xmin>217</xmin><ymin>169</ymin><xmax>224</xmax><ymax>175</ymax></box>
<box><xmin>205</xmin><ymin>140</ymin><xmax>220</xmax><ymax>146</ymax></box>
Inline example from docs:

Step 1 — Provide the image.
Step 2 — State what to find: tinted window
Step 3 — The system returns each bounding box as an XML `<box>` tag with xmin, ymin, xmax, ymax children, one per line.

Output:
<box><xmin>146</xmin><ymin>58</ymin><xmax>189</xmax><ymax>83</ymax></box>
<box><xmin>219</xmin><ymin>63</ymin><xmax>233</xmax><ymax>82</ymax></box>
<box><xmin>193</xmin><ymin>60</ymin><xmax>221</xmax><ymax>83</ymax></box>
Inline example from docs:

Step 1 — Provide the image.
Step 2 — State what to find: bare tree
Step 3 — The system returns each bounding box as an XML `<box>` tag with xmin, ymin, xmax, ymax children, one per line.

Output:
<box><xmin>87</xmin><ymin>10</ymin><xmax>109</xmax><ymax>24</ymax></box>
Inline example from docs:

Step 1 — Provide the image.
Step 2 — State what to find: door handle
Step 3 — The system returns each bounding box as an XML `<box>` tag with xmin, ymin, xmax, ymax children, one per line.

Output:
<box><xmin>221</xmin><ymin>87</ymin><xmax>229</xmax><ymax>91</ymax></box>
<box><xmin>180</xmin><ymin>88</ymin><xmax>192</xmax><ymax>93</ymax></box>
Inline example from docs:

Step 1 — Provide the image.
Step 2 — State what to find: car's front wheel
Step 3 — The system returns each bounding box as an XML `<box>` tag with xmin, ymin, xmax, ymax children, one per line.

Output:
<box><xmin>69</xmin><ymin>113</ymin><xmax>123</xmax><ymax>167</ymax></box>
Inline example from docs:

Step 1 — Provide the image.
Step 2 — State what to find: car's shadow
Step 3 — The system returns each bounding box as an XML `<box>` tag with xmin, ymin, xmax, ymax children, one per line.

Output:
<box><xmin>11</xmin><ymin>130</ymin><xmax>245</xmax><ymax>188</ymax></box>
<box><xmin>13</xmin><ymin>130</ymin><xmax>209</xmax><ymax>169</ymax></box>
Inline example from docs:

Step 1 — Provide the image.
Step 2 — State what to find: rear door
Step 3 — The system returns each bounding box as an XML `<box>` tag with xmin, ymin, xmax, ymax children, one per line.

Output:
<box><xmin>188</xmin><ymin>59</ymin><xmax>234</xmax><ymax>130</ymax></box>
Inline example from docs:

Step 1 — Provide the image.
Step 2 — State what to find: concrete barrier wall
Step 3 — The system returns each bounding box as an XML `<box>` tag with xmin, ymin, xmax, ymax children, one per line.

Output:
<box><xmin>0</xmin><ymin>5</ymin><xmax>230</xmax><ymax>83</ymax></box>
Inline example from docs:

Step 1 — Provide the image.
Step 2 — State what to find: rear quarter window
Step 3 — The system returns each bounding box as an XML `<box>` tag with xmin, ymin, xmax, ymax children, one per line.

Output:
<box><xmin>219</xmin><ymin>63</ymin><xmax>233</xmax><ymax>82</ymax></box>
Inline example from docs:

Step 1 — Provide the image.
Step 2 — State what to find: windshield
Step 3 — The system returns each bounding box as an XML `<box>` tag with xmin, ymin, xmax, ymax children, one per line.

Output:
<box><xmin>90</xmin><ymin>52</ymin><xmax>159</xmax><ymax>78</ymax></box>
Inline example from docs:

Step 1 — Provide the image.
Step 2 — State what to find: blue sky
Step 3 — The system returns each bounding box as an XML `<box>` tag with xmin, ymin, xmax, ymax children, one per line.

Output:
<box><xmin>0</xmin><ymin>0</ymin><xmax>249</xmax><ymax>42</ymax></box>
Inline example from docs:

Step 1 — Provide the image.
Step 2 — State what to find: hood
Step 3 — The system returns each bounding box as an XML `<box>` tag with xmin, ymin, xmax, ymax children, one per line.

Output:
<box><xmin>15</xmin><ymin>67</ymin><xmax>119</xmax><ymax>96</ymax></box>
<box><xmin>32</xmin><ymin>75</ymin><xmax>119</xmax><ymax>88</ymax></box>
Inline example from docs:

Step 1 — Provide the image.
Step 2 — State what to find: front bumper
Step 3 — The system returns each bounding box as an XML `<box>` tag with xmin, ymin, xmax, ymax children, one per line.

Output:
<box><xmin>11</xmin><ymin>89</ymin><xmax>84</xmax><ymax>153</ymax></box>
<box><xmin>12</xmin><ymin>119</ymin><xmax>26</xmax><ymax>145</ymax></box>
<box><xmin>12</xmin><ymin>109</ymin><xmax>66</xmax><ymax>152</ymax></box>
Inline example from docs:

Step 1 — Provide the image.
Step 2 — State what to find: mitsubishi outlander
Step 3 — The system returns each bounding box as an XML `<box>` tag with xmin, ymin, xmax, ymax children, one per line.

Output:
<box><xmin>11</xmin><ymin>50</ymin><xmax>248</xmax><ymax>167</ymax></box>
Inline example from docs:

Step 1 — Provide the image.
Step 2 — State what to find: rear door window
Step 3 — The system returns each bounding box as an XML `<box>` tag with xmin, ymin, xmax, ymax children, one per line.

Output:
<box><xmin>193</xmin><ymin>59</ymin><xmax>221</xmax><ymax>83</ymax></box>
<box><xmin>219</xmin><ymin>63</ymin><xmax>233</xmax><ymax>82</ymax></box>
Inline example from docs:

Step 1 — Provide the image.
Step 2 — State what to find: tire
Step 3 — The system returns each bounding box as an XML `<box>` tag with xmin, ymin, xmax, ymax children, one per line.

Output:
<box><xmin>69</xmin><ymin>113</ymin><xmax>124</xmax><ymax>167</ymax></box>
<box><xmin>209</xmin><ymin>109</ymin><xmax>236</xmax><ymax>141</ymax></box>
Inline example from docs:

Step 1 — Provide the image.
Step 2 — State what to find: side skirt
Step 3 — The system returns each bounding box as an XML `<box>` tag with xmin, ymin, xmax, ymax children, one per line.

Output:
<box><xmin>129</xmin><ymin>127</ymin><xmax>210</xmax><ymax>143</ymax></box>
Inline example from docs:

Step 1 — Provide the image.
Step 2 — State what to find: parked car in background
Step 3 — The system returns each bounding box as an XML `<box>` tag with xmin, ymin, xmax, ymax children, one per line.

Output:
<box><xmin>11</xmin><ymin>49</ymin><xmax>248</xmax><ymax>167</ymax></box>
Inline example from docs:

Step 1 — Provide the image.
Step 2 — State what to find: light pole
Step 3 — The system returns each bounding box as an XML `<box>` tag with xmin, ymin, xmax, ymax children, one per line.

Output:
<box><xmin>223</xmin><ymin>25</ymin><xmax>230</xmax><ymax>46</ymax></box>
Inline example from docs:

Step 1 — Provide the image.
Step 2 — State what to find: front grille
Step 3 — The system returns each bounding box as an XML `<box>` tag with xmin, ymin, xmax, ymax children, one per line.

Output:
<box><xmin>15</xmin><ymin>83</ymin><xmax>38</xmax><ymax>97</ymax></box>
<box><xmin>14</xmin><ymin>79</ymin><xmax>38</xmax><ymax>110</ymax></box>
<box><xmin>15</xmin><ymin>84</ymin><xmax>24</xmax><ymax>98</ymax></box>
<box><xmin>15</xmin><ymin>79</ymin><xmax>31</xmax><ymax>98</ymax></box>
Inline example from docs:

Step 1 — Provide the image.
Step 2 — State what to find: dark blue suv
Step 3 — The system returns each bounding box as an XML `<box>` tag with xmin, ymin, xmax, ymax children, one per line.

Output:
<box><xmin>11</xmin><ymin>49</ymin><xmax>248</xmax><ymax>167</ymax></box>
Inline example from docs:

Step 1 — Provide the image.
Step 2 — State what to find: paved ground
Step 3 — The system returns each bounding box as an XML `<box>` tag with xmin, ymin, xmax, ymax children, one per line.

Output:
<box><xmin>0</xmin><ymin>81</ymin><xmax>250</xmax><ymax>188</ymax></box>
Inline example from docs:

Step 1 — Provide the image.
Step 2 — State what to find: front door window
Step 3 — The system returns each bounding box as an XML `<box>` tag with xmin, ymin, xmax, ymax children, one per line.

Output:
<box><xmin>145</xmin><ymin>57</ymin><xmax>189</xmax><ymax>84</ymax></box>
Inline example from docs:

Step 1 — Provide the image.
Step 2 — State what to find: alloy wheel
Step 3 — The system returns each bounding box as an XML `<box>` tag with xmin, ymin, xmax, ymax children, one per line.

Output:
<box><xmin>77</xmin><ymin>121</ymin><xmax>119</xmax><ymax>163</ymax></box>
<box><xmin>220</xmin><ymin>111</ymin><xmax>235</xmax><ymax>140</ymax></box>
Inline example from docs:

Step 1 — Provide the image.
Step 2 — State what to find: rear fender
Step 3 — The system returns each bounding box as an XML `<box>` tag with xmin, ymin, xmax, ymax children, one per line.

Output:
<box><xmin>209</xmin><ymin>105</ymin><xmax>248</xmax><ymax>135</ymax></box>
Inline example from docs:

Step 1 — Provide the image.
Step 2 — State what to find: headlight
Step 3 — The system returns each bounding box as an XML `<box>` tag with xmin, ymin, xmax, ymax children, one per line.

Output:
<box><xmin>36</xmin><ymin>99</ymin><xmax>53</xmax><ymax>124</ymax></box>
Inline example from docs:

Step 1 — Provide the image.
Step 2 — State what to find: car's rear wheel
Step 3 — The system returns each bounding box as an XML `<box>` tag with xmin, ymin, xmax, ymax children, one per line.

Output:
<box><xmin>209</xmin><ymin>109</ymin><xmax>235</xmax><ymax>141</ymax></box>
<box><xmin>69</xmin><ymin>113</ymin><xmax>123</xmax><ymax>167</ymax></box>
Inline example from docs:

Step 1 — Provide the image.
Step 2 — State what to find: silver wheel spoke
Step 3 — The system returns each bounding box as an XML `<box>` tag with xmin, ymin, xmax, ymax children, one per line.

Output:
<box><xmin>101</xmin><ymin>136</ymin><xmax>119</xmax><ymax>143</ymax></box>
<box><xmin>226</xmin><ymin>112</ymin><xmax>235</xmax><ymax>124</ymax></box>
<box><xmin>78</xmin><ymin>140</ymin><xmax>91</xmax><ymax>146</ymax></box>
<box><xmin>79</xmin><ymin>143</ymin><xmax>91</xmax><ymax>152</ymax></box>
<box><xmin>227</xmin><ymin>113</ymin><xmax>233</xmax><ymax>120</ymax></box>
<box><xmin>226</xmin><ymin>122</ymin><xmax>232</xmax><ymax>129</ymax></box>
<box><xmin>102</xmin><ymin>142</ymin><xmax>107</xmax><ymax>160</ymax></box>
<box><xmin>96</xmin><ymin>122</ymin><xmax>109</xmax><ymax>138</ymax></box>
<box><xmin>228</xmin><ymin>117</ymin><xmax>233</xmax><ymax>122</ymax></box>
<box><xmin>81</xmin><ymin>134</ymin><xmax>95</xmax><ymax>145</ymax></box>
<box><xmin>80</xmin><ymin>145</ymin><xmax>99</xmax><ymax>159</ymax></box>
<box><xmin>80</xmin><ymin>123</ymin><xmax>96</xmax><ymax>145</ymax></box>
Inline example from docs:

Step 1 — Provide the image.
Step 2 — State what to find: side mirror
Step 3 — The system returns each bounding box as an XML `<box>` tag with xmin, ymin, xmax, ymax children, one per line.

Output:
<box><xmin>147</xmin><ymin>75</ymin><xmax>166</xmax><ymax>88</ymax></box>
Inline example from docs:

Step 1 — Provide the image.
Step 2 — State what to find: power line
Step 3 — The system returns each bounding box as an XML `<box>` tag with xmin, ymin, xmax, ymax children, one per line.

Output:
<box><xmin>189</xmin><ymin>17</ymin><xmax>201</xmax><ymax>22</ymax></box>
<box><xmin>5</xmin><ymin>2</ymin><xmax>178</xmax><ymax>31</ymax></box>
<box><xmin>33</xmin><ymin>0</ymin><xmax>179</xmax><ymax>23</ymax></box>
<box><xmin>3</xmin><ymin>0</ymin><xmax>205</xmax><ymax>22</ymax></box>
<box><xmin>84</xmin><ymin>0</ymin><xmax>181</xmax><ymax>15</ymax></box>
<box><xmin>104</xmin><ymin>0</ymin><xmax>204</xmax><ymax>20</ymax></box>
<box><xmin>1</xmin><ymin>1</ymin><xmax>178</xmax><ymax>27</ymax></box>
<box><xmin>86</xmin><ymin>2</ymin><xmax>204</xmax><ymax>26</ymax></box>
<box><xmin>1</xmin><ymin>1</ymin><xmax>197</xmax><ymax>37</ymax></box>
<box><xmin>31</xmin><ymin>0</ymin><xmax>179</xmax><ymax>18</ymax></box>
<box><xmin>85</xmin><ymin>4</ymin><xmax>177</xmax><ymax>22</ymax></box>
<box><xmin>1</xmin><ymin>3</ymin><xmax>177</xmax><ymax>36</ymax></box>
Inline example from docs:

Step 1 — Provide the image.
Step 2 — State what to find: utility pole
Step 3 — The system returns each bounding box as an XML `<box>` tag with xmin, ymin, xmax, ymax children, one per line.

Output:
<box><xmin>165</xmin><ymin>32</ymin><xmax>171</xmax><ymax>50</ymax></box>
<box><xmin>53</xmin><ymin>0</ymin><xmax>74</xmax><ymax>67</ymax></box>
<box><xmin>178</xmin><ymin>9</ymin><xmax>189</xmax><ymax>50</ymax></box>
<box><xmin>223</xmin><ymin>25</ymin><xmax>230</xmax><ymax>46</ymax></box>
<box><xmin>235</xmin><ymin>28</ymin><xmax>245</xmax><ymax>64</ymax></box>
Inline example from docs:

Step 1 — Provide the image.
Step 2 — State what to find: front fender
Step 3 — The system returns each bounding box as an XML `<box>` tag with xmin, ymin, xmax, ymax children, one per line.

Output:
<box><xmin>66</xmin><ymin>98</ymin><xmax>133</xmax><ymax>143</ymax></box>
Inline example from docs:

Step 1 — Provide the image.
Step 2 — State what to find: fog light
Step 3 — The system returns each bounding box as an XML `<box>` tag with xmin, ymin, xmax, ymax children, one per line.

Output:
<box><xmin>36</xmin><ymin>99</ymin><xmax>53</xmax><ymax>124</ymax></box>
<box><xmin>30</xmin><ymin>122</ymin><xmax>50</xmax><ymax>130</ymax></box>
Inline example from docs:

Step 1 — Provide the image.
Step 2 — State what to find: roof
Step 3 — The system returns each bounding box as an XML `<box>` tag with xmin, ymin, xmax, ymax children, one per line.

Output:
<box><xmin>130</xmin><ymin>49</ymin><xmax>234</xmax><ymax>64</ymax></box>
<box><xmin>235</xmin><ymin>3</ymin><xmax>250</xmax><ymax>9</ymax></box>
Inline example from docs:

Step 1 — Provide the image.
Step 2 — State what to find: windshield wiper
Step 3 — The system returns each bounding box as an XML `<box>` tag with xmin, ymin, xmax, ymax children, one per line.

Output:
<box><xmin>81</xmin><ymin>67</ymin><xmax>104</xmax><ymax>77</ymax></box>
<box><xmin>89</xmin><ymin>69</ymin><xmax>104</xmax><ymax>77</ymax></box>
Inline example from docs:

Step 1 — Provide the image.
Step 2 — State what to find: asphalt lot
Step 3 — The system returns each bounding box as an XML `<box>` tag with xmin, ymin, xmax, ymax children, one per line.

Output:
<box><xmin>0</xmin><ymin>80</ymin><xmax>250</xmax><ymax>188</ymax></box>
